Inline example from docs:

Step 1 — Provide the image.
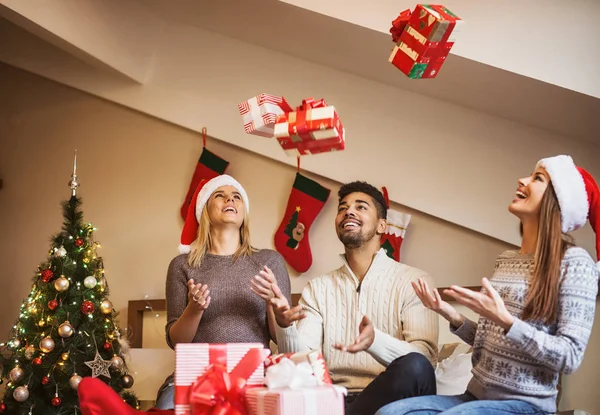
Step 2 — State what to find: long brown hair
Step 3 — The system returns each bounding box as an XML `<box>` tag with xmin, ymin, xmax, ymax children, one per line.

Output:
<box><xmin>187</xmin><ymin>201</ymin><xmax>255</xmax><ymax>268</ymax></box>
<box><xmin>522</xmin><ymin>182</ymin><xmax>574</xmax><ymax>323</ymax></box>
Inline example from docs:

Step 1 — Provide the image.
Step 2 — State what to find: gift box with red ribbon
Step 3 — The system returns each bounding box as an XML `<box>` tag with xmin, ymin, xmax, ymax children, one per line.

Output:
<box><xmin>273</xmin><ymin>98</ymin><xmax>345</xmax><ymax>155</ymax></box>
<box><xmin>389</xmin><ymin>4</ymin><xmax>463</xmax><ymax>79</ymax></box>
<box><xmin>174</xmin><ymin>343</ymin><xmax>271</xmax><ymax>415</ymax></box>
<box><xmin>265</xmin><ymin>351</ymin><xmax>332</xmax><ymax>385</ymax></box>
<box><xmin>246</xmin><ymin>357</ymin><xmax>345</xmax><ymax>415</ymax></box>
<box><xmin>238</xmin><ymin>94</ymin><xmax>293</xmax><ymax>138</ymax></box>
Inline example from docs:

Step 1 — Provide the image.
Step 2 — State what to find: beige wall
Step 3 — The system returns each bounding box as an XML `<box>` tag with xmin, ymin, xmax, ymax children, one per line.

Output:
<box><xmin>1</xmin><ymin>65</ymin><xmax>599</xmax><ymax>412</ymax></box>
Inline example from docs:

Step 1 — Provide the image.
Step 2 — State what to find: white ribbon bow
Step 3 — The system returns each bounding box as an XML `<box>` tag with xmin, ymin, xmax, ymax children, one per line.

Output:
<box><xmin>265</xmin><ymin>357</ymin><xmax>318</xmax><ymax>390</ymax></box>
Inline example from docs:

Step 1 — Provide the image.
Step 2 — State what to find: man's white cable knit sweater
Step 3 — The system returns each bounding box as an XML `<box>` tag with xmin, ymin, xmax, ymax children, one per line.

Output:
<box><xmin>275</xmin><ymin>249</ymin><xmax>439</xmax><ymax>392</ymax></box>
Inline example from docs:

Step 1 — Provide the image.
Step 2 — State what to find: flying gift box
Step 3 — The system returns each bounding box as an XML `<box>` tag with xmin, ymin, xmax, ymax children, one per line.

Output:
<box><xmin>389</xmin><ymin>4</ymin><xmax>463</xmax><ymax>79</ymax></box>
<box><xmin>274</xmin><ymin>98</ymin><xmax>345</xmax><ymax>156</ymax></box>
<box><xmin>239</xmin><ymin>93</ymin><xmax>293</xmax><ymax>138</ymax></box>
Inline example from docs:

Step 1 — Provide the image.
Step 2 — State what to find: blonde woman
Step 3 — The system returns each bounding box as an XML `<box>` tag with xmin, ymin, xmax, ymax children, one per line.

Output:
<box><xmin>78</xmin><ymin>175</ymin><xmax>291</xmax><ymax>414</ymax></box>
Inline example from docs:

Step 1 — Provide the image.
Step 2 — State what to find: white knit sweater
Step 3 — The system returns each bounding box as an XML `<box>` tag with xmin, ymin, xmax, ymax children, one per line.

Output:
<box><xmin>275</xmin><ymin>249</ymin><xmax>439</xmax><ymax>392</ymax></box>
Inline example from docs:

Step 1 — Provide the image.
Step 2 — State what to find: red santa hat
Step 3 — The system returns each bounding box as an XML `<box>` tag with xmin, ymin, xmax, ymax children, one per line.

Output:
<box><xmin>179</xmin><ymin>174</ymin><xmax>250</xmax><ymax>254</ymax></box>
<box><xmin>536</xmin><ymin>155</ymin><xmax>599</xmax><ymax>270</ymax></box>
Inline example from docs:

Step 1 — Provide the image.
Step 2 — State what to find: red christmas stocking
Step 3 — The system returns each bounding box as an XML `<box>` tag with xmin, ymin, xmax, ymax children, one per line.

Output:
<box><xmin>180</xmin><ymin>148</ymin><xmax>229</xmax><ymax>220</ymax></box>
<box><xmin>78</xmin><ymin>377</ymin><xmax>174</xmax><ymax>415</ymax></box>
<box><xmin>274</xmin><ymin>173</ymin><xmax>330</xmax><ymax>273</ymax></box>
<box><xmin>380</xmin><ymin>187</ymin><xmax>411</xmax><ymax>262</ymax></box>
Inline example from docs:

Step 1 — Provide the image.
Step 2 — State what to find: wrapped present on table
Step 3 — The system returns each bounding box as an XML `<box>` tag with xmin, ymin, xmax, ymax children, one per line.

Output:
<box><xmin>274</xmin><ymin>98</ymin><xmax>345</xmax><ymax>156</ymax></box>
<box><xmin>238</xmin><ymin>93</ymin><xmax>293</xmax><ymax>138</ymax></box>
<box><xmin>174</xmin><ymin>343</ymin><xmax>270</xmax><ymax>415</ymax></box>
<box><xmin>265</xmin><ymin>350</ymin><xmax>332</xmax><ymax>385</ymax></box>
<box><xmin>389</xmin><ymin>4</ymin><xmax>463</xmax><ymax>79</ymax></box>
<box><xmin>246</xmin><ymin>357</ymin><xmax>346</xmax><ymax>415</ymax></box>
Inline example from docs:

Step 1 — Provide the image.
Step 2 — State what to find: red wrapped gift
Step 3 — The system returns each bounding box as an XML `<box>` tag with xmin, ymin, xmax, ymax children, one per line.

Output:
<box><xmin>238</xmin><ymin>94</ymin><xmax>293</xmax><ymax>138</ymax></box>
<box><xmin>265</xmin><ymin>351</ymin><xmax>332</xmax><ymax>385</ymax></box>
<box><xmin>273</xmin><ymin>98</ymin><xmax>344</xmax><ymax>145</ymax></box>
<box><xmin>174</xmin><ymin>343</ymin><xmax>270</xmax><ymax>415</ymax></box>
<box><xmin>389</xmin><ymin>4</ymin><xmax>463</xmax><ymax>79</ymax></box>
<box><xmin>278</xmin><ymin>136</ymin><xmax>345</xmax><ymax>157</ymax></box>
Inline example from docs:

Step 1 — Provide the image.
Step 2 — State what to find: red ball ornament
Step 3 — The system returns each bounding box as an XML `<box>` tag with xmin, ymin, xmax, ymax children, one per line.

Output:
<box><xmin>103</xmin><ymin>341</ymin><xmax>112</xmax><ymax>351</ymax></box>
<box><xmin>80</xmin><ymin>300</ymin><xmax>94</xmax><ymax>315</ymax></box>
<box><xmin>32</xmin><ymin>357</ymin><xmax>42</xmax><ymax>366</ymax></box>
<box><xmin>51</xmin><ymin>396</ymin><xmax>61</xmax><ymax>407</ymax></box>
<box><xmin>75</xmin><ymin>238</ymin><xmax>84</xmax><ymax>247</ymax></box>
<box><xmin>0</xmin><ymin>402</ymin><xmax>6</xmax><ymax>412</ymax></box>
<box><xmin>41</xmin><ymin>269</ymin><xmax>54</xmax><ymax>283</ymax></box>
<box><xmin>41</xmin><ymin>376</ymin><xmax>50</xmax><ymax>385</ymax></box>
<box><xmin>48</xmin><ymin>299</ymin><xmax>59</xmax><ymax>311</ymax></box>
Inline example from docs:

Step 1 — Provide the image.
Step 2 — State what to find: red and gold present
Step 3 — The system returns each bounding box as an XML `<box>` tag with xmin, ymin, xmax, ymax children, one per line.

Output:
<box><xmin>274</xmin><ymin>98</ymin><xmax>345</xmax><ymax>145</ymax></box>
<box><xmin>246</xmin><ymin>386</ymin><xmax>345</xmax><ymax>415</ymax></box>
<box><xmin>238</xmin><ymin>94</ymin><xmax>293</xmax><ymax>138</ymax></box>
<box><xmin>389</xmin><ymin>4</ymin><xmax>463</xmax><ymax>79</ymax></box>
<box><xmin>278</xmin><ymin>136</ymin><xmax>344</xmax><ymax>157</ymax></box>
<box><xmin>174</xmin><ymin>343</ymin><xmax>270</xmax><ymax>415</ymax></box>
<box><xmin>265</xmin><ymin>351</ymin><xmax>332</xmax><ymax>385</ymax></box>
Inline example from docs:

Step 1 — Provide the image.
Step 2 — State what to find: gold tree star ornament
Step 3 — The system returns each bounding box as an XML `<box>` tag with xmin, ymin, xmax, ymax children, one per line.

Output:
<box><xmin>84</xmin><ymin>351</ymin><xmax>112</xmax><ymax>378</ymax></box>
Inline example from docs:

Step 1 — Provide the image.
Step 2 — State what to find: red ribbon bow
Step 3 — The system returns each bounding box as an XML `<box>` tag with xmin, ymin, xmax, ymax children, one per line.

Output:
<box><xmin>189</xmin><ymin>364</ymin><xmax>247</xmax><ymax>415</ymax></box>
<box><xmin>390</xmin><ymin>9</ymin><xmax>412</xmax><ymax>43</ymax></box>
<box><xmin>176</xmin><ymin>346</ymin><xmax>270</xmax><ymax>415</ymax></box>
<box><xmin>296</xmin><ymin>98</ymin><xmax>327</xmax><ymax>111</ymax></box>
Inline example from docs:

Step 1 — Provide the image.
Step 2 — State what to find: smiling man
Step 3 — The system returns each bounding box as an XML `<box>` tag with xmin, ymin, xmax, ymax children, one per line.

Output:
<box><xmin>268</xmin><ymin>181</ymin><xmax>440</xmax><ymax>415</ymax></box>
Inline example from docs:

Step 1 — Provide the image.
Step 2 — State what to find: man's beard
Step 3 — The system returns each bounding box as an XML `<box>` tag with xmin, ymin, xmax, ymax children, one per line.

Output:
<box><xmin>339</xmin><ymin>226</ymin><xmax>377</xmax><ymax>249</ymax></box>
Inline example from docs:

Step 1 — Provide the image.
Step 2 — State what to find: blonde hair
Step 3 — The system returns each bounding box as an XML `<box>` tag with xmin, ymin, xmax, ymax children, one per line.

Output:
<box><xmin>187</xmin><ymin>199</ymin><xmax>255</xmax><ymax>268</ymax></box>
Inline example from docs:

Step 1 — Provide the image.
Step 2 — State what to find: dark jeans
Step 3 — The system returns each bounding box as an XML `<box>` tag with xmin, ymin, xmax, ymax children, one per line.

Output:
<box><xmin>345</xmin><ymin>352</ymin><xmax>437</xmax><ymax>415</ymax></box>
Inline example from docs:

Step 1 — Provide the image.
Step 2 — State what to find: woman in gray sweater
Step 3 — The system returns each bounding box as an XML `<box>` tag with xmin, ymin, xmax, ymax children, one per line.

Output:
<box><xmin>378</xmin><ymin>155</ymin><xmax>599</xmax><ymax>415</ymax></box>
<box><xmin>153</xmin><ymin>174</ymin><xmax>291</xmax><ymax>410</ymax></box>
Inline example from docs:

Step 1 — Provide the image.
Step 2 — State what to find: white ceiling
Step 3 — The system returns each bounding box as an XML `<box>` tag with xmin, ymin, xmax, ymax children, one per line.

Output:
<box><xmin>138</xmin><ymin>0</ymin><xmax>600</xmax><ymax>144</ymax></box>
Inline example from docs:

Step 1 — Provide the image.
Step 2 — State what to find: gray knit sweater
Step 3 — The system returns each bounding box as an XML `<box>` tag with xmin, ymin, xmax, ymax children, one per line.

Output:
<box><xmin>453</xmin><ymin>247</ymin><xmax>598</xmax><ymax>413</ymax></box>
<box><xmin>160</xmin><ymin>249</ymin><xmax>291</xmax><ymax>386</ymax></box>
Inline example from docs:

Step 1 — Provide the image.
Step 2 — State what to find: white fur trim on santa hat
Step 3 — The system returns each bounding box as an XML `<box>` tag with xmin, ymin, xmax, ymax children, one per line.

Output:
<box><xmin>536</xmin><ymin>155</ymin><xmax>589</xmax><ymax>233</ymax></box>
<box><xmin>195</xmin><ymin>174</ymin><xmax>250</xmax><ymax>223</ymax></box>
<box><xmin>178</xmin><ymin>244</ymin><xmax>192</xmax><ymax>255</ymax></box>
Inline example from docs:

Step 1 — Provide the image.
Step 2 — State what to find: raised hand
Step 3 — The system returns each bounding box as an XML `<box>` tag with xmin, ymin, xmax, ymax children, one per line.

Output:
<box><xmin>250</xmin><ymin>266</ymin><xmax>278</xmax><ymax>302</ymax></box>
<box><xmin>334</xmin><ymin>316</ymin><xmax>374</xmax><ymax>353</ymax></box>
<box><xmin>412</xmin><ymin>277</ymin><xmax>464</xmax><ymax>328</ymax></box>
<box><xmin>444</xmin><ymin>278</ymin><xmax>514</xmax><ymax>331</ymax></box>
<box><xmin>187</xmin><ymin>278</ymin><xmax>210</xmax><ymax>312</ymax></box>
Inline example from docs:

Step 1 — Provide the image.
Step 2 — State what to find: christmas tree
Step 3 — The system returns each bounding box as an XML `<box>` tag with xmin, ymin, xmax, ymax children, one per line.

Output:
<box><xmin>0</xmin><ymin>153</ymin><xmax>138</xmax><ymax>414</ymax></box>
<box><xmin>284</xmin><ymin>207</ymin><xmax>300</xmax><ymax>248</ymax></box>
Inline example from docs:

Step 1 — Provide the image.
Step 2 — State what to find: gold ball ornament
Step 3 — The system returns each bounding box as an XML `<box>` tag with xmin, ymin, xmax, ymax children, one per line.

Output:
<box><xmin>110</xmin><ymin>355</ymin><xmax>124</xmax><ymax>372</ymax></box>
<box><xmin>13</xmin><ymin>385</ymin><xmax>29</xmax><ymax>402</ymax></box>
<box><xmin>39</xmin><ymin>336</ymin><xmax>55</xmax><ymax>353</ymax></box>
<box><xmin>121</xmin><ymin>374</ymin><xmax>134</xmax><ymax>389</ymax></box>
<box><xmin>84</xmin><ymin>276</ymin><xmax>97</xmax><ymax>289</ymax></box>
<box><xmin>69</xmin><ymin>373</ymin><xmax>82</xmax><ymax>390</ymax></box>
<box><xmin>100</xmin><ymin>299</ymin><xmax>113</xmax><ymax>315</ymax></box>
<box><xmin>24</xmin><ymin>345</ymin><xmax>36</xmax><ymax>360</ymax></box>
<box><xmin>38</xmin><ymin>319</ymin><xmax>46</xmax><ymax>327</ymax></box>
<box><xmin>9</xmin><ymin>366</ymin><xmax>24</xmax><ymax>382</ymax></box>
<box><xmin>54</xmin><ymin>276</ymin><xmax>70</xmax><ymax>292</ymax></box>
<box><xmin>58</xmin><ymin>321</ymin><xmax>74</xmax><ymax>338</ymax></box>
<box><xmin>62</xmin><ymin>352</ymin><xmax>70</xmax><ymax>361</ymax></box>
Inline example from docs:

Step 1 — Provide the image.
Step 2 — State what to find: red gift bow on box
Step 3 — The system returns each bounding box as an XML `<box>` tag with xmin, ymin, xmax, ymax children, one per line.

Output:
<box><xmin>390</xmin><ymin>9</ymin><xmax>412</xmax><ymax>43</ymax></box>
<box><xmin>290</xmin><ymin>98</ymin><xmax>328</xmax><ymax>142</ymax></box>
<box><xmin>176</xmin><ymin>347</ymin><xmax>270</xmax><ymax>415</ymax></box>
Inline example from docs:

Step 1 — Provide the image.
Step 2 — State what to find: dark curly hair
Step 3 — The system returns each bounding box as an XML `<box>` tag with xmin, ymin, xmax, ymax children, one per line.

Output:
<box><xmin>338</xmin><ymin>181</ymin><xmax>387</xmax><ymax>220</ymax></box>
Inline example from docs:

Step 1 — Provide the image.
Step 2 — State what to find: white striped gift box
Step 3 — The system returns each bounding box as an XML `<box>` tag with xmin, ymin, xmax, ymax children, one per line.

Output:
<box><xmin>238</xmin><ymin>94</ymin><xmax>292</xmax><ymax>138</ymax></box>
<box><xmin>174</xmin><ymin>343</ymin><xmax>268</xmax><ymax>415</ymax></box>
<box><xmin>245</xmin><ymin>386</ymin><xmax>345</xmax><ymax>415</ymax></box>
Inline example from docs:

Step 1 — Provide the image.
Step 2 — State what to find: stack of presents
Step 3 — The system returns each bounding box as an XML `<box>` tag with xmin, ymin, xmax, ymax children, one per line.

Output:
<box><xmin>174</xmin><ymin>343</ymin><xmax>345</xmax><ymax>415</ymax></box>
<box><xmin>237</xmin><ymin>4</ymin><xmax>463</xmax><ymax>154</ymax></box>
